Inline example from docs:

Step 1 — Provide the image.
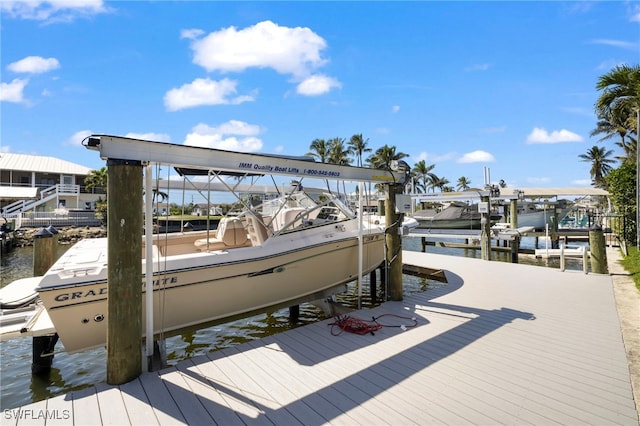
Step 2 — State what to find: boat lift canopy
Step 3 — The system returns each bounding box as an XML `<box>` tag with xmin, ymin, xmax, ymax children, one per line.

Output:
<box><xmin>85</xmin><ymin>135</ymin><xmax>409</xmax><ymax>185</ymax></box>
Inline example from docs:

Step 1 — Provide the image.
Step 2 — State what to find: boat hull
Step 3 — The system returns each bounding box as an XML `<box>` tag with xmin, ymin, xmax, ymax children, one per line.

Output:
<box><xmin>38</xmin><ymin>233</ymin><xmax>385</xmax><ymax>353</ymax></box>
<box><xmin>517</xmin><ymin>208</ymin><xmax>571</xmax><ymax>230</ymax></box>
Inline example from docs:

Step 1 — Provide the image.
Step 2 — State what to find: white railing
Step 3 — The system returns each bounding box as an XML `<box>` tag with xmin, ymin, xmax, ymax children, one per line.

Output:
<box><xmin>2</xmin><ymin>184</ymin><xmax>81</xmax><ymax>217</ymax></box>
<box><xmin>18</xmin><ymin>210</ymin><xmax>101</xmax><ymax>227</ymax></box>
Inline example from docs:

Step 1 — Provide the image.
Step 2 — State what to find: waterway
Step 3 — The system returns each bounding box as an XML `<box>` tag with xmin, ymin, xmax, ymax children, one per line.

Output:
<box><xmin>0</xmin><ymin>235</ymin><xmax>588</xmax><ymax>410</ymax></box>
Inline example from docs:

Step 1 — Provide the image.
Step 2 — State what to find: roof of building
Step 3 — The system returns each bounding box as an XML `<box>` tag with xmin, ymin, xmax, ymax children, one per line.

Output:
<box><xmin>0</xmin><ymin>152</ymin><xmax>92</xmax><ymax>175</ymax></box>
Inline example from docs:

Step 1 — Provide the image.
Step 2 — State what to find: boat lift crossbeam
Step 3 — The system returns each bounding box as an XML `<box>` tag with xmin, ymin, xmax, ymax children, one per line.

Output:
<box><xmin>85</xmin><ymin>135</ymin><xmax>409</xmax><ymax>185</ymax></box>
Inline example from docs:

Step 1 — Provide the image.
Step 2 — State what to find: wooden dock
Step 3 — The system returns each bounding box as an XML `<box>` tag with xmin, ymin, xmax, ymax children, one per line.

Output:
<box><xmin>4</xmin><ymin>251</ymin><xmax>638</xmax><ymax>425</ymax></box>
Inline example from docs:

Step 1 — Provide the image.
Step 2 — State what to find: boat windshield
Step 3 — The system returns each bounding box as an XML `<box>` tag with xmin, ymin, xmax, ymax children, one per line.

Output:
<box><xmin>255</xmin><ymin>191</ymin><xmax>355</xmax><ymax>235</ymax></box>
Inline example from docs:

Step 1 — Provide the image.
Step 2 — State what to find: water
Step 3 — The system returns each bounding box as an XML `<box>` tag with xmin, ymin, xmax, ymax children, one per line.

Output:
<box><xmin>0</xmin><ymin>235</ymin><xmax>588</xmax><ymax>410</ymax></box>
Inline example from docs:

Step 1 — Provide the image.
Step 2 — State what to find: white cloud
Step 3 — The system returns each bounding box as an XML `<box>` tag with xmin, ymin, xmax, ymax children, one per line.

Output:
<box><xmin>65</xmin><ymin>130</ymin><xmax>92</xmax><ymax>146</ymax></box>
<box><xmin>164</xmin><ymin>77</ymin><xmax>254</xmax><ymax>111</ymax></box>
<box><xmin>180</xmin><ymin>28</ymin><xmax>204</xmax><ymax>40</ymax></box>
<box><xmin>0</xmin><ymin>78</ymin><xmax>29</xmax><ymax>103</ymax></box>
<box><xmin>0</xmin><ymin>0</ymin><xmax>108</xmax><ymax>21</ymax></box>
<box><xmin>571</xmin><ymin>179</ymin><xmax>592</xmax><ymax>186</ymax></box>
<box><xmin>296</xmin><ymin>74</ymin><xmax>341</xmax><ymax>96</ymax></box>
<box><xmin>391</xmin><ymin>105</ymin><xmax>400</xmax><ymax>113</ymax></box>
<box><xmin>590</xmin><ymin>39</ymin><xmax>638</xmax><ymax>50</ymax></box>
<box><xmin>8</xmin><ymin>56</ymin><xmax>60</xmax><ymax>74</ymax></box>
<box><xmin>189</xmin><ymin>20</ymin><xmax>328</xmax><ymax>78</ymax></box>
<box><xmin>457</xmin><ymin>150</ymin><xmax>495</xmax><ymax>163</ymax></box>
<box><xmin>526</xmin><ymin>127</ymin><xmax>583</xmax><ymax>144</ymax></box>
<box><xmin>414</xmin><ymin>151</ymin><xmax>456</xmax><ymax>163</ymax></box>
<box><xmin>630</xmin><ymin>4</ymin><xmax>640</xmax><ymax>22</ymax></box>
<box><xmin>183</xmin><ymin>121</ymin><xmax>263</xmax><ymax>152</ymax></box>
<box><xmin>125</xmin><ymin>132</ymin><xmax>172</xmax><ymax>143</ymax></box>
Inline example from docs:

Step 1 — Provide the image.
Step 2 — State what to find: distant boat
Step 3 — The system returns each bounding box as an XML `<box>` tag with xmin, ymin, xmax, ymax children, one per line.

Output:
<box><xmin>515</xmin><ymin>201</ymin><xmax>572</xmax><ymax>231</ymax></box>
<box><xmin>362</xmin><ymin>212</ymin><xmax>419</xmax><ymax>231</ymax></box>
<box><xmin>414</xmin><ymin>202</ymin><xmax>501</xmax><ymax>229</ymax></box>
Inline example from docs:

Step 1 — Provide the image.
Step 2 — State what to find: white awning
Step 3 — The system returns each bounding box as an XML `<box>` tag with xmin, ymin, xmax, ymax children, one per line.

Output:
<box><xmin>0</xmin><ymin>186</ymin><xmax>38</xmax><ymax>200</ymax></box>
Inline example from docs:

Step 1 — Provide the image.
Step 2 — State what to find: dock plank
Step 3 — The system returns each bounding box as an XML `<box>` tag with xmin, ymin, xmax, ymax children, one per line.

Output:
<box><xmin>94</xmin><ymin>384</ymin><xmax>128</xmax><ymax>426</ymax></box>
<box><xmin>43</xmin><ymin>394</ymin><xmax>73</xmax><ymax>426</ymax></box>
<box><xmin>157</xmin><ymin>367</ymin><xmax>214</xmax><ymax>425</ymax></box>
<box><xmin>70</xmin><ymin>386</ymin><xmax>101</xmax><ymax>426</ymax></box>
<box><xmin>137</xmin><ymin>372</ymin><xmax>187</xmax><ymax>425</ymax></box>
<box><xmin>13</xmin><ymin>398</ymin><xmax>47</xmax><ymax>426</ymax></box>
<box><xmin>119</xmin><ymin>377</ymin><xmax>161</xmax><ymax>426</ymax></box>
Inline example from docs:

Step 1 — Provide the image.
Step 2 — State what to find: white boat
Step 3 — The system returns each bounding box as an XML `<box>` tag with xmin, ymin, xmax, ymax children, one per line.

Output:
<box><xmin>362</xmin><ymin>212</ymin><xmax>419</xmax><ymax>231</ymax></box>
<box><xmin>14</xmin><ymin>190</ymin><xmax>386</xmax><ymax>353</ymax></box>
<box><xmin>413</xmin><ymin>202</ymin><xmax>502</xmax><ymax>229</ymax></box>
<box><xmin>515</xmin><ymin>201</ymin><xmax>572</xmax><ymax>230</ymax></box>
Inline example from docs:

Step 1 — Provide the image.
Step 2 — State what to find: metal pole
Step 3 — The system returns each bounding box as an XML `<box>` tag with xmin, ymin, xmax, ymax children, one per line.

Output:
<box><xmin>144</xmin><ymin>165</ymin><xmax>154</xmax><ymax>371</ymax></box>
<box><xmin>357</xmin><ymin>182</ymin><xmax>363</xmax><ymax>310</ymax></box>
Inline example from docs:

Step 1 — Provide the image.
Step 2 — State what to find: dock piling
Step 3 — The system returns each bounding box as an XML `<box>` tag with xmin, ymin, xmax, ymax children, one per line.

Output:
<box><xmin>32</xmin><ymin>227</ymin><xmax>59</xmax><ymax>374</ymax></box>
<box><xmin>288</xmin><ymin>305</ymin><xmax>300</xmax><ymax>322</ymax></box>
<box><xmin>385</xmin><ymin>185</ymin><xmax>403</xmax><ymax>301</ymax></box>
<box><xmin>107</xmin><ymin>159</ymin><xmax>143</xmax><ymax>385</ymax></box>
<box><xmin>589</xmin><ymin>225</ymin><xmax>608</xmax><ymax>274</ymax></box>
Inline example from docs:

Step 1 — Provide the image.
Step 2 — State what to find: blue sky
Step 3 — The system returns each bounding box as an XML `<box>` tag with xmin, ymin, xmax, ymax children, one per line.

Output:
<box><xmin>2</xmin><ymin>1</ymin><xmax>639</xmax><ymax>191</ymax></box>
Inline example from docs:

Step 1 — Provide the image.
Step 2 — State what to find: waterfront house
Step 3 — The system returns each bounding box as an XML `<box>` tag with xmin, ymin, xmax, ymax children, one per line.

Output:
<box><xmin>192</xmin><ymin>203</ymin><xmax>223</xmax><ymax>216</ymax></box>
<box><xmin>0</xmin><ymin>152</ymin><xmax>104</xmax><ymax>226</ymax></box>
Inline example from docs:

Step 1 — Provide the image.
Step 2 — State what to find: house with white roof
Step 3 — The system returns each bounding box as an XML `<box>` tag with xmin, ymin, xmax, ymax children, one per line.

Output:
<box><xmin>0</xmin><ymin>152</ymin><xmax>104</xmax><ymax>221</ymax></box>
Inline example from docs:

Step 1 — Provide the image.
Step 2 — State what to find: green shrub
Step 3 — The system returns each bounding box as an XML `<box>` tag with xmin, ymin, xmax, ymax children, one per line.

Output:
<box><xmin>620</xmin><ymin>246</ymin><xmax>640</xmax><ymax>291</ymax></box>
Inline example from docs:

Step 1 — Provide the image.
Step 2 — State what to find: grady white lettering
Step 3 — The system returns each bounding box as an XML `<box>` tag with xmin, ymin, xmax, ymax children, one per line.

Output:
<box><xmin>53</xmin><ymin>277</ymin><xmax>178</xmax><ymax>302</ymax></box>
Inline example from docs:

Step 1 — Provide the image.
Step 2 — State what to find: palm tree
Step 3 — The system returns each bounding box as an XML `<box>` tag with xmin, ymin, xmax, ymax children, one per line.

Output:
<box><xmin>456</xmin><ymin>176</ymin><xmax>471</xmax><ymax>191</ymax></box>
<box><xmin>591</xmin><ymin>107</ymin><xmax>637</xmax><ymax>163</ymax></box>
<box><xmin>367</xmin><ymin>145</ymin><xmax>409</xmax><ymax>170</ymax></box>
<box><xmin>84</xmin><ymin>167</ymin><xmax>108</xmax><ymax>193</ymax></box>
<box><xmin>412</xmin><ymin>160</ymin><xmax>436</xmax><ymax>194</ymax></box>
<box><xmin>594</xmin><ymin>64</ymin><xmax>640</xmax><ymax>161</ymax></box>
<box><xmin>433</xmin><ymin>176</ymin><xmax>450</xmax><ymax>192</ymax></box>
<box><xmin>306</xmin><ymin>139</ymin><xmax>330</xmax><ymax>163</ymax></box>
<box><xmin>347</xmin><ymin>134</ymin><xmax>372</xmax><ymax>167</ymax></box>
<box><xmin>578</xmin><ymin>145</ymin><xmax>616</xmax><ymax>189</ymax></box>
<box><xmin>327</xmin><ymin>137</ymin><xmax>351</xmax><ymax>165</ymax></box>
<box><xmin>425</xmin><ymin>174</ymin><xmax>440</xmax><ymax>193</ymax></box>
<box><xmin>84</xmin><ymin>167</ymin><xmax>108</xmax><ymax>224</ymax></box>
<box><xmin>327</xmin><ymin>137</ymin><xmax>352</xmax><ymax>194</ymax></box>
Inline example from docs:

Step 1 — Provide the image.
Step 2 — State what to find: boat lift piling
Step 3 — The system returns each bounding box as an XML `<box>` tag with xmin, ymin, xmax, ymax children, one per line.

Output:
<box><xmin>385</xmin><ymin>182</ymin><xmax>405</xmax><ymax>301</ymax></box>
<box><xmin>106</xmin><ymin>158</ymin><xmax>143</xmax><ymax>385</ymax></box>
<box><xmin>31</xmin><ymin>227</ymin><xmax>59</xmax><ymax>374</ymax></box>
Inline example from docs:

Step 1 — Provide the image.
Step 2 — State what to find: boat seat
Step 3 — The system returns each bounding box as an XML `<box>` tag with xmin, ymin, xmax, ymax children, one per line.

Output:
<box><xmin>246</xmin><ymin>212</ymin><xmax>270</xmax><ymax>246</ymax></box>
<box><xmin>194</xmin><ymin>217</ymin><xmax>250</xmax><ymax>251</ymax></box>
<box><xmin>272</xmin><ymin>207</ymin><xmax>306</xmax><ymax>231</ymax></box>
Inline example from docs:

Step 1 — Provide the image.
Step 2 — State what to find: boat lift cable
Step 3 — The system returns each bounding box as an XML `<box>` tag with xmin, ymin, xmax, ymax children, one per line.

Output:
<box><xmin>328</xmin><ymin>313</ymin><xmax>418</xmax><ymax>336</ymax></box>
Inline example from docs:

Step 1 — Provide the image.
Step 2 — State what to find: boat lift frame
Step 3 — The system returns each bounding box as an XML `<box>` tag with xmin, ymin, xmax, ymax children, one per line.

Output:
<box><xmin>85</xmin><ymin>134</ymin><xmax>410</xmax><ymax>374</ymax></box>
<box><xmin>85</xmin><ymin>135</ymin><xmax>408</xmax><ymax>185</ymax></box>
